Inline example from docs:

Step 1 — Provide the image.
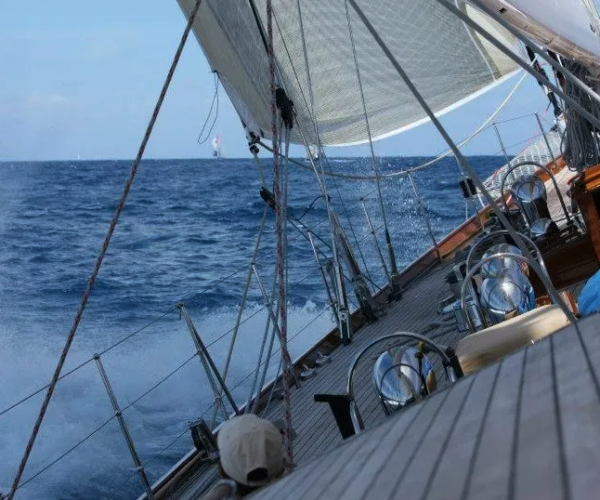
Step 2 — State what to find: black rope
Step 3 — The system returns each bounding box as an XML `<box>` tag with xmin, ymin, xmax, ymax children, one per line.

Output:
<box><xmin>197</xmin><ymin>72</ymin><xmax>220</xmax><ymax>145</ymax></box>
<box><xmin>293</xmin><ymin>195</ymin><xmax>324</xmax><ymax>221</ymax></box>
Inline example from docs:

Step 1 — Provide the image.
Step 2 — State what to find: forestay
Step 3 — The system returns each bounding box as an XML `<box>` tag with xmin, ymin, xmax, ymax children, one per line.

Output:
<box><xmin>177</xmin><ymin>0</ymin><xmax>521</xmax><ymax>146</ymax></box>
<box><xmin>475</xmin><ymin>0</ymin><xmax>600</xmax><ymax>72</ymax></box>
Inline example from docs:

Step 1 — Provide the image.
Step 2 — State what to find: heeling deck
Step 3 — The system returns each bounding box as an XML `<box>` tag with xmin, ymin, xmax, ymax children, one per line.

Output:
<box><xmin>261</xmin><ymin>259</ymin><xmax>462</xmax><ymax>464</ymax></box>
<box><xmin>166</xmin><ymin>164</ymin><xmax>578</xmax><ymax>500</ymax></box>
<box><xmin>251</xmin><ymin>313</ymin><xmax>600</xmax><ymax>500</ymax></box>
<box><xmin>168</xmin><ymin>257</ymin><xmax>464</xmax><ymax>500</ymax></box>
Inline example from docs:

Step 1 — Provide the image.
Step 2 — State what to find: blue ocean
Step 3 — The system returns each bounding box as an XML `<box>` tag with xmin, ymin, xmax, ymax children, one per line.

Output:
<box><xmin>0</xmin><ymin>156</ymin><xmax>503</xmax><ymax>499</ymax></box>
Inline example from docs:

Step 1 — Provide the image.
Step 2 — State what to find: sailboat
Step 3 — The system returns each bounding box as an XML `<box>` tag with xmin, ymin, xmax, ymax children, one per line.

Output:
<box><xmin>5</xmin><ymin>1</ymin><xmax>600</xmax><ymax>500</ymax></box>
<box><xmin>305</xmin><ymin>145</ymin><xmax>319</xmax><ymax>162</ymax></box>
<box><xmin>211</xmin><ymin>135</ymin><xmax>222</xmax><ymax>158</ymax></box>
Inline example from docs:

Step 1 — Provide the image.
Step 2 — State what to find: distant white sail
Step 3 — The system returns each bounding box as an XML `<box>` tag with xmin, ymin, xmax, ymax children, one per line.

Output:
<box><xmin>178</xmin><ymin>0</ymin><xmax>522</xmax><ymax>147</ymax></box>
<box><xmin>306</xmin><ymin>144</ymin><xmax>319</xmax><ymax>161</ymax></box>
<box><xmin>212</xmin><ymin>135</ymin><xmax>221</xmax><ymax>157</ymax></box>
<box><xmin>473</xmin><ymin>0</ymin><xmax>600</xmax><ymax>71</ymax></box>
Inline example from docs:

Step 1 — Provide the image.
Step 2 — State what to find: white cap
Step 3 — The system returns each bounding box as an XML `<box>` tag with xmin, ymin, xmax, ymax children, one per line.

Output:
<box><xmin>217</xmin><ymin>414</ymin><xmax>284</xmax><ymax>487</ymax></box>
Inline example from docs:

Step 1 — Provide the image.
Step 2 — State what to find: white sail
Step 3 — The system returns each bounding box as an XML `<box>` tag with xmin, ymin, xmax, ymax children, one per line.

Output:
<box><xmin>306</xmin><ymin>144</ymin><xmax>319</xmax><ymax>161</ymax></box>
<box><xmin>212</xmin><ymin>135</ymin><xmax>221</xmax><ymax>157</ymax></box>
<box><xmin>178</xmin><ymin>0</ymin><xmax>522</xmax><ymax>147</ymax></box>
<box><xmin>473</xmin><ymin>0</ymin><xmax>600</xmax><ymax>71</ymax></box>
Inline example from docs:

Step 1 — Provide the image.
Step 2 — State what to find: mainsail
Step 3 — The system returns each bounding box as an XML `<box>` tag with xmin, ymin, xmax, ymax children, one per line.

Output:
<box><xmin>178</xmin><ymin>0</ymin><xmax>522</xmax><ymax>146</ymax></box>
<box><xmin>474</xmin><ymin>0</ymin><xmax>600</xmax><ymax>72</ymax></box>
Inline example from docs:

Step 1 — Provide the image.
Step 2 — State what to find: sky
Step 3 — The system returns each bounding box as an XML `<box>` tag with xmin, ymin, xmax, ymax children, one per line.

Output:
<box><xmin>0</xmin><ymin>1</ymin><xmax>568</xmax><ymax>161</ymax></box>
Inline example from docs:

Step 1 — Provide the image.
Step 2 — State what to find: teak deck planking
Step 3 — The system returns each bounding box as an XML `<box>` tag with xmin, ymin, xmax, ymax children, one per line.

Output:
<box><xmin>164</xmin><ymin>161</ymin><xmax>589</xmax><ymax>500</ymax></box>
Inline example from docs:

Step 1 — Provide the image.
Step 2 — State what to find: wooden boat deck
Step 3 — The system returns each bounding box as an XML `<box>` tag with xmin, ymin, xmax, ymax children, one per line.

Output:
<box><xmin>251</xmin><ymin>312</ymin><xmax>600</xmax><ymax>500</ymax></box>
<box><xmin>161</xmin><ymin>164</ymin><xmax>594</xmax><ymax>500</ymax></box>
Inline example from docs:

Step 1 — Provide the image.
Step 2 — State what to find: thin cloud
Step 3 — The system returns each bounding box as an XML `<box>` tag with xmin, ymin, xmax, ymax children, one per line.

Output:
<box><xmin>82</xmin><ymin>29</ymin><xmax>138</xmax><ymax>60</ymax></box>
<box><xmin>25</xmin><ymin>92</ymin><xmax>69</xmax><ymax>110</ymax></box>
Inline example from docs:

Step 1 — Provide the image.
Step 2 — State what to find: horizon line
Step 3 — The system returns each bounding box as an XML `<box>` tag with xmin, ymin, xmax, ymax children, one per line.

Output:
<box><xmin>0</xmin><ymin>153</ymin><xmax>513</xmax><ymax>163</ymax></box>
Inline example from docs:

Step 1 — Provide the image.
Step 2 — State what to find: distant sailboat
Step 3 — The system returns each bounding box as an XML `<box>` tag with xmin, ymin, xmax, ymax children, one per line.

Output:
<box><xmin>211</xmin><ymin>135</ymin><xmax>222</xmax><ymax>158</ymax></box>
<box><xmin>306</xmin><ymin>144</ymin><xmax>319</xmax><ymax>162</ymax></box>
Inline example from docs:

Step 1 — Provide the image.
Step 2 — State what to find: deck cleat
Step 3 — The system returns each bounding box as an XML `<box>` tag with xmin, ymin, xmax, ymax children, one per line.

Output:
<box><xmin>300</xmin><ymin>364</ymin><xmax>317</xmax><ymax>380</ymax></box>
<box><xmin>315</xmin><ymin>351</ymin><xmax>331</xmax><ymax>366</ymax></box>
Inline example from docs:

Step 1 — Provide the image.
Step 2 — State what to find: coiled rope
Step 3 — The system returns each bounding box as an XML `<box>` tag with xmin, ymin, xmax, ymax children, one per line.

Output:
<box><xmin>561</xmin><ymin>60</ymin><xmax>600</xmax><ymax>172</ymax></box>
<box><xmin>6</xmin><ymin>1</ymin><xmax>204</xmax><ymax>497</ymax></box>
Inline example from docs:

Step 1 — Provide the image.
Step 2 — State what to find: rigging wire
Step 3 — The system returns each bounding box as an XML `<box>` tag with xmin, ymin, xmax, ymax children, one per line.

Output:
<box><xmin>121</xmin><ymin>353</ymin><xmax>198</xmax><ymax>412</ymax></box>
<box><xmin>107</xmin><ymin>425</ymin><xmax>191</xmax><ymax>497</ymax></box>
<box><xmin>279</xmin><ymin>3</ymin><xmax>352</xmax><ymax>343</ymax></box>
<box><xmin>10</xmin><ymin>278</ymin><xmax>330</xmax><ymax>493</ymax></box>
<box><xmin>15</xmin><ymin>416</ymin><xmax>116</xmax><ymax>491</ymax></box>
<box><xmin>291</xmin><ymin>0</ymin><xmax>379</xmax><ymax>307</ymax></box>
<box><xmin>560</xmin><ymin>59</ymin><xmax>600</xmax><ymax>172</ymax></box>
<box><xmin>266</xmin><ymin>0</ymin><xmax>295</xmax><ymax>458</ymax></box>
<box><xmin>5</xmin><ymin>114</ymin><xmax>547</xmax><ymax>424</ymax></box>
<box><xmin>101</xmin><ymin>402</ymin><xmax>218</xmax><ymax>497</ymax></box>
<box><xmin>251</xmin><ymin>307</ymin><xmax>330</xmax><ymax>416</ymax></box>
<box><xmin>344</xmin><ymin>0</ymin><xmax>398</xmax><ymax>285</ymax></box>
<box><xmin>321</xmin><ymin>151</ymin><xmax>377</xmax><ymax>288</ymax></box>
<box><xmin>0</xmin><ymin>307</ymin><xmax>177</xmax><ymax>418</ymax></box>
<box><xmin>0</xmin><ymin>358</ymin><xmax>94</xmax><ymax>418</ymax></box>
<box><xmin>5</xmin><ymin>13</ymin><xmax>536</xmax><ymax>493</ymax></box>
<box><xmin>180</xmin><ymin>216</ymin><xmax>329</xmax><ymax>307</ymax></box>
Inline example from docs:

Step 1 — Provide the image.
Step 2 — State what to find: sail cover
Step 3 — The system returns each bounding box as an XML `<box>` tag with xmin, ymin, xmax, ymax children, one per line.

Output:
<box><xmin>178</xmin><ymin>0</ymin><xmax>522</xmax><ymax>146</ymax></box>
<box><xmin>474</xmin><ymin>0</ymin><xmax>600</xmax><ymax>71</ymax></box>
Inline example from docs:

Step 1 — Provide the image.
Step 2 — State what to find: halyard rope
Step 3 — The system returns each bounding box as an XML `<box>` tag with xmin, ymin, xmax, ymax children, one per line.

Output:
<box><xmin>267</xmin><ymin>0</ymin><xmax>295</xmax><ymax>471</ymax></box>
<box><xmin>6</xmin><ymin>1</ymin><xmax>204</xmax><ymax>497</ymax></box>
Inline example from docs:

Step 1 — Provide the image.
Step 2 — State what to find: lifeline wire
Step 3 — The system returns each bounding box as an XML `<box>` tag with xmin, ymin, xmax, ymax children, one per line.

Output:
<box><xmin>11</xmin><ymin>263</ymin><xmax>326</xmax><ymax>493</ymax></box>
